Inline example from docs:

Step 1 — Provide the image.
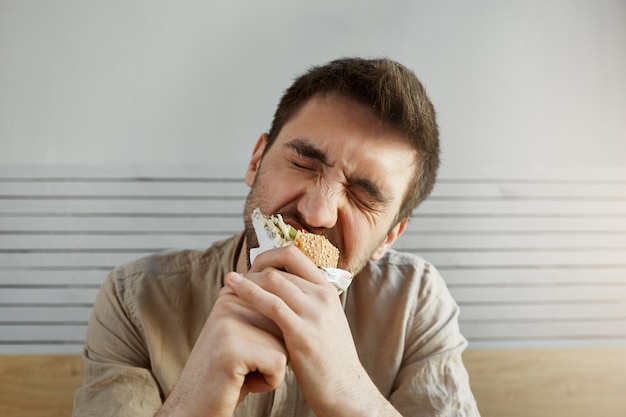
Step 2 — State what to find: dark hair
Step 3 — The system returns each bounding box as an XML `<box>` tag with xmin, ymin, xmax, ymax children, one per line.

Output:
<box><xmin>267</xmin><ymin>57</ymin><xmax>440</xmax><ymax>221</ymax></box>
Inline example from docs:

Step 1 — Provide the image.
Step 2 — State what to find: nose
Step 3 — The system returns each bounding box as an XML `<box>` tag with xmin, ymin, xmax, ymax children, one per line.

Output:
<box><xmin>296</xmin><ymin>182</ymin><xmax>340</xmax><ymax>229</ymax></box>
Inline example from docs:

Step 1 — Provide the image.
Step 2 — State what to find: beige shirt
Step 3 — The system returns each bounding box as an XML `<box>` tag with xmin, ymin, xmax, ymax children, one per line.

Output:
<box><xmin>73</xmin><ymin>234</ymin><xmax>480</xmax><ymax>416</ymax></box>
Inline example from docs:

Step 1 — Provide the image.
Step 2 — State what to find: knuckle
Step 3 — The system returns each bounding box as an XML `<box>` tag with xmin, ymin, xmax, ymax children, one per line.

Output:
<box><xmin>271</xmin><ymin>348</ymin><xmax>288</xmax><ymax>369</ymax></box>
<box><xmin>268</xmin><ymin>297</ymin><xmax>285</xmax><ymax>317</ymax></box>
<box><xmin>242</xmin><ymin>280</ymin><xmax>260</xmax><ymax>298</ymax></box>
<box><xmin>264</xmin><ymin>268</ymin><xmax>283</xmax><ymax>286</ymax></box>
<box><xmin>283</xmin><ymin>244</ymin><xmax>303</xmax><ymax>261</ymax></box>
<box><xmin>317</xmin><ymin>286</ymin><xmax>338</xmax><ymax>305</ymax></box>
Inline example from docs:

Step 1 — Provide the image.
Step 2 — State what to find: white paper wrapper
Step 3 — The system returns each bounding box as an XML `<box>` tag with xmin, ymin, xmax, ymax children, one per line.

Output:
<box><xmin>319</xmin><ymin>267</ymin><xmax>353</xmax><ymax>294</ymax></box>
<box><xmin>250</xmin><ymin>208</ymin><xmax>353</xmax><ymax>294</ymax></box>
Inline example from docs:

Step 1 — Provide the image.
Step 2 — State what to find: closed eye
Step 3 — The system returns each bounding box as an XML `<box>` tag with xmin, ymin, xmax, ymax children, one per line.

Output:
<box><xmin>292</xmin><ymin>160</ymin><xmax>314</xmax><ymax>171</ymax></box>
<box><xmin>284</xmin><ymin>138</ymin><xmax>390</xmax><ymax>211</ymax></box>
<box><xmin>348</xmin><ymin>186</ymin><xmax>385</xmax><ymax>213</ymax></box>
<box><xmin>349</xmin><ymin>177</ymin><xmax>388</xmax><ymax>209</ymax></box>
<box><xmin>288</xmin><ymin>156</ymin><xmax>318</xmax><ymax>174</ymax></box>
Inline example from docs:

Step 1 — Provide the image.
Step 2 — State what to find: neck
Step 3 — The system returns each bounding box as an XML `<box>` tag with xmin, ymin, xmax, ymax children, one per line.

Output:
<box><xmin>235</xmin><ymin>237</ymin><xmax>249</xmax><ymax>274</ymax></box>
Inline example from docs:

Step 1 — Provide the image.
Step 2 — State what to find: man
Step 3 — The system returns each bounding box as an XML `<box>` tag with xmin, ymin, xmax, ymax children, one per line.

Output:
<box><xmin>73</xmin><ymin>57</ymin><xmax>480</xmax><ymax>416</ymax></box>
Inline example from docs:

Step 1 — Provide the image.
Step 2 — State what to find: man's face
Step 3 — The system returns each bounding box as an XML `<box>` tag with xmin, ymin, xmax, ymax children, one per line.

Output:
<box><xmin>243</xmin><ymin>94</ymin><xmax>416</xmax><ymax>275</ymax></box>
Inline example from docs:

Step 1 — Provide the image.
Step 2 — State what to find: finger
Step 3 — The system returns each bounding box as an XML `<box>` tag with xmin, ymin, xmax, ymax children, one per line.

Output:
<box><xmin>244</xmin><ymin>370</ymin><xmax>280</xmax><ymax>394</ymax></box>
<box><xmin>218</xmin><ymin>285</ymin><xmax>283</xmax><ymax>338</ymax></box>
<box><xmin>250</xmin><ymin>245</ymin><xmax>315</xmax><ymax>275</ymax></box>
<box><xmin>225</xmin><ymin>272</ymin><xmax>300</xmax><ymax>335</ymax></box>
<box><xmin>236</xmin><ymin>323</ymin><xmax>289</xmax><ymax>391</ymax></box>
<box><xmin>243</xmin><ymin>348</ymin><xmax>288</xmax><ymax>393</ymax></box>
<box><xmin>226</xmin><ymin>269</ymin><xmax>315</xmax><ymax>317</ymax></box>
<box><xmin>215</xmin><ymin>302</ymin><xmax>289</xmax><ymax>387</ymax></box>
<box><xmin>219</xmin><ymin>285</ymin><xmax>234</xmax><ymax>296</ymax></box>
<box><xmin>250</xmin><ymin>245</ymin><xmax>331</xmax><ymax>288</ymax></box>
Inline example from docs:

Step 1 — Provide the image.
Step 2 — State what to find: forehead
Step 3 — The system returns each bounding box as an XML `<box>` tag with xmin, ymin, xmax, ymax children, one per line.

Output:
<box><xmin>273</xmin><ymin>94</ymin><xmax>417</xmax><ymax>199</ymax></box>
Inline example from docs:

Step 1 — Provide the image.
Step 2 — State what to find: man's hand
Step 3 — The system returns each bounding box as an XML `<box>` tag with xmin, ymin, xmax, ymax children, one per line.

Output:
<box><xmin>156</xmin><ymin>288</ymin><xmax>288</xmax><ymax>417</ymax></box>
<box><xmin>225</xmin><ymin>245</ymin><xmax>401</xmax><ymax>417</ymax></box>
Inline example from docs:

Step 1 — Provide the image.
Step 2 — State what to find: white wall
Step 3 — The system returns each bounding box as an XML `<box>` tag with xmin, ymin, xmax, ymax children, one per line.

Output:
<box><xmin>1</xmin><ymin>0</ymin><xmax>624</xmax><ymax>173</ymax></box>
<box><xmin>1</xmin><ymin>1</ymin><xmax>625</xmax><ymax>353</ymax></box>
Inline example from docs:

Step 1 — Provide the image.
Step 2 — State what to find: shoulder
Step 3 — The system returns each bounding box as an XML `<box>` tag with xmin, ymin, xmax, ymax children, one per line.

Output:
<box><xmin>358</xmin><ymin>248</ymin><xmax>448</xmax><ymax>295</ymax></box>
<box><xmin>106</xmin><ymin>234</ymin><xmax>242</xmax><ymax>299</ymax></box>
<box><xmin>350</xmin><ymin>248</ymin><xmax>459</xmax><ymax>321</ymax></box>
<box><xmin>91</xmin><ymin>234</ymin><xmax>243</xmax><ymax>341</ymax></box>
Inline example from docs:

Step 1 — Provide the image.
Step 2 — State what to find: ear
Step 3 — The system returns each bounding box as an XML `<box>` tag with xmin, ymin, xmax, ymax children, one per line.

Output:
<box><xmin>370</xmin><ymin>218</ymin><xmax>409</xmax><ymax>261</ymax></box>
<box><xmin>245</xmin><ymin>134</ymin><xmax>269</xmax><ymax>187</ymax></box>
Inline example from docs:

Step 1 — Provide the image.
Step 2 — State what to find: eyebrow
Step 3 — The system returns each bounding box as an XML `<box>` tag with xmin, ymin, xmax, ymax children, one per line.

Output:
<box><xmin>286</xmin><ymin>139</ymin><xmax>330</xmax><ymax>166</ymax></box>
<box><xmin>285</xmin><ymin>139</ymin><xmax>390</xmax><ymax>205</ymax></box>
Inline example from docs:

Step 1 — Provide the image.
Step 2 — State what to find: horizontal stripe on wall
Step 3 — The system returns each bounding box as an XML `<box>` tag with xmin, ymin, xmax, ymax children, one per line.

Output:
<box><xmin>0</xmin><ymin>165</ymin><xmax>625</xmax><ymax>353</ymax></box>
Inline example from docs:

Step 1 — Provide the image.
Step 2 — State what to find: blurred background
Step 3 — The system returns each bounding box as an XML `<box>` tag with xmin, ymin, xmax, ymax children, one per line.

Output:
<box><xmin>1</xmin><ymin>2</ymin><xmax>625</xmax><ymax>416</ymax></box>
<box><xmin>2</xmin><ymin>0</ymin><xmax>624</xmax><ymax>170</ymax></box>
<box><xmin>1</xmin><ymin>0</ymin><xmax>625</xmax><ymax>354</ymax></box>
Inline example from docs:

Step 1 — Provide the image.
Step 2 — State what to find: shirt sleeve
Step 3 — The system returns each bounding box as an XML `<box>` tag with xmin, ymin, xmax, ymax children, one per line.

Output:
<box><xmin>390</xmin><ymin>263</ymin><xmax>481</xmax><ymax>417</ymax></box>
<box><xmin>73</xmin><ymin>268</ymin><xmax>163</xmax><ymax>417</ymax></box>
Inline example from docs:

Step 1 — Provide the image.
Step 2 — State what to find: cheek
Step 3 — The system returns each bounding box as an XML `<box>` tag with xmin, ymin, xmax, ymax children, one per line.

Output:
<box><xmin>343</xmin><ymin>213</ymin><xmax>395</xmax><ymax>257</ymax></box>
<box><xmin>277</xmin><ymin>170</ymin><xmax>306</xmax><ymax>199</ymax></box>
<box><xmin>338</xmin><ymin>215</ymin><xmax>365</xmax><ymax>256</ymax></box>
<box><xmin>254</xmin><ymin>167</ymin><xmax>305</xmax><ymax>211</ymax></box>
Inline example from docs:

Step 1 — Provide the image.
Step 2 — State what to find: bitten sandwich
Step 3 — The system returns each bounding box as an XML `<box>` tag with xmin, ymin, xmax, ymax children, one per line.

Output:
<box><xmin>250</xmin><ymin>208</ymin><xmax>352</xmax><ymax>293</ymax></box>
